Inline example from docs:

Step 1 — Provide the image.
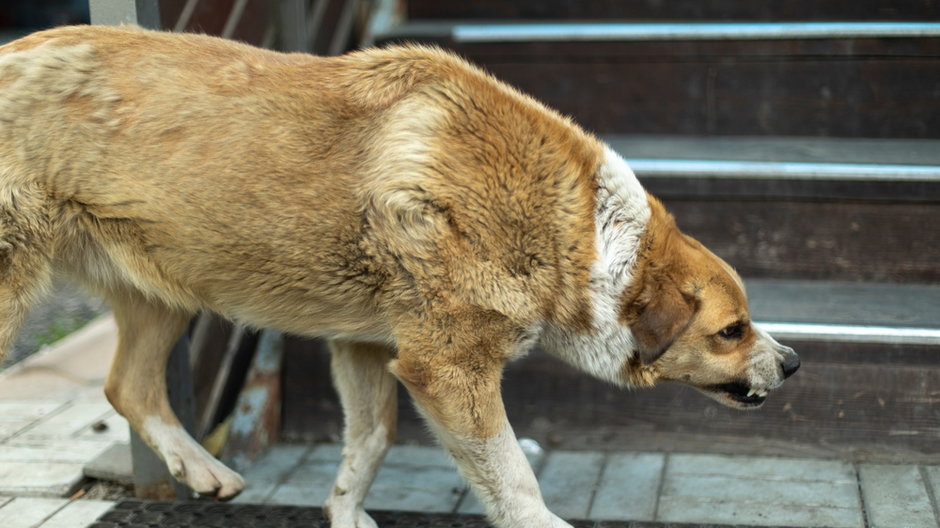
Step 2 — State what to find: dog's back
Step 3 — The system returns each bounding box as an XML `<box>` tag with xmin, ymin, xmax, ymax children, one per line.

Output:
<box><xmin>0</xmin><ymin>25</ymin><xmax>602</xmax><ymax>348</ymax></box>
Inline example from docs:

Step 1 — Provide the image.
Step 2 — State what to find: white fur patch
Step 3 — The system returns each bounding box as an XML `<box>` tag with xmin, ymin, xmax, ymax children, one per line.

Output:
<box><xmin>142</xmin><ymin>416</ymin><xmax>244</xmax><ymax>497</ymax></box>
<box><xmin>445</xmin><ymin>425</ymin><xmax>571</xmax><ymax>528</ymax></box>
<box><xmin>541</xmin><ymin>146</ymin><xmax>650</xmax><ymax>385</ymax></box>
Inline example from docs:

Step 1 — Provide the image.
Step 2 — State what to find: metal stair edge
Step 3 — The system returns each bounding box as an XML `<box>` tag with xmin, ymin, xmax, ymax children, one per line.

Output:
<box><xmin>745</xmin><ymin>279</ymin><xmax>940</xmax><ymax>346</ymax></box>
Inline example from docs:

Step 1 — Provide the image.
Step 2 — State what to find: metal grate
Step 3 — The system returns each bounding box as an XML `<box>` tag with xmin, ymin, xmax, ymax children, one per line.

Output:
<box><xmin>88</xmin><ymin>500</ymin><xmax>788</xmax><ymax>528</ymax></box>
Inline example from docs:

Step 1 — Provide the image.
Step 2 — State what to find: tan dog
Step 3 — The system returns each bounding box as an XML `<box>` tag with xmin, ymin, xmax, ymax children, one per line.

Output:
<box><xmin>0</xmin><ymin>26</ymin><xmax>798</xmax><ymax>528</ymax></box>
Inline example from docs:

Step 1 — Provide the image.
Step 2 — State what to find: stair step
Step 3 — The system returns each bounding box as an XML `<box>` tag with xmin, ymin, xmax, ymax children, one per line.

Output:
<box><xmin>609</xmin><ymin>135</ymin><xmax>940</xmax><ymax>166</ymax></box>
<box><xmin>407</xmin><ymin>1</ymin><xmax>940</xmax><ymax>22</ymax></box>
<box><xmin>378</xmin><ymin>23</ymin><xmax>940</xmax><ymax>138</ymax></box>
<box><xmin>280</xmin><ymin>279</ymin><xmax>940</xmax><ymax>459</ymax></box>
<box><xmin>747</xmin><ymin>279</ymin><xmax>940</xmax><ymax>345</ymax></box>
<box><xmin>602</xmin><ymin>137</ymin><xmax>940</xmax><ymax>282</ymax></box>
<box><xmin>607</xmin><ymin>135</ymin><xmax>940</xmax><ymax>201</ymax></box>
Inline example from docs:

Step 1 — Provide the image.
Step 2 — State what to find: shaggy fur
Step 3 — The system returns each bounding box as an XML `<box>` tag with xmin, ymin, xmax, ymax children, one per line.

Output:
<box><xmin>0</xmin><ymin>26</ymin><xmax>797</xmax><ymax>528</ymax></box>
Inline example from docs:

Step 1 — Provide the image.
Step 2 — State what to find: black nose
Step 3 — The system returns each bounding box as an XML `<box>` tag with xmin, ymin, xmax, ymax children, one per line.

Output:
<box><xmin>781</xmin><ymin>354</ymin><xmax>800</xmax><ymax>379</ymax></box>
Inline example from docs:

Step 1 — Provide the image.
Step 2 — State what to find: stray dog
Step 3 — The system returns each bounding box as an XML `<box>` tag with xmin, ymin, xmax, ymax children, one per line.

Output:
<box><xmin>0</xmin><ymin>26</ymin><xmax>799</xmax><ymax>528</ymax></box>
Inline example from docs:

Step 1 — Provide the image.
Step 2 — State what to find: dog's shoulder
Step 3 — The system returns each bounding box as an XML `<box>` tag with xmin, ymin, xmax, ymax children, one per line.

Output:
<box><xmin>349</xmin><ymin>47</ymin><xmax>605</xmax><ymax>327</ymax></box>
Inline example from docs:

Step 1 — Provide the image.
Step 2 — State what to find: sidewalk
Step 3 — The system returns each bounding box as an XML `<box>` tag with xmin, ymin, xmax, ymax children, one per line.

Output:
<box><xmin>0</xmin><ymin>315</ymin><xmax>125</xmax><ymax>527</ymax></box>
<box><xmin>0</xmin><ymin>316</ymin><xmax>938</xmax><ymax>527</ymax></box>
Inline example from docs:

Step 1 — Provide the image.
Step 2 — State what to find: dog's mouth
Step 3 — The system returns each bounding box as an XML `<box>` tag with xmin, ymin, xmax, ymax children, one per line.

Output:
<box><xmin>706</xmin><ymin>382</ymin><xmax>769</xmax><ymax>409</ymax></box>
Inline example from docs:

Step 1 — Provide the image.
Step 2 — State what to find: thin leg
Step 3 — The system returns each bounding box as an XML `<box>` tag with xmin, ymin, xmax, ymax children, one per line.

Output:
<box><xmin>324</xmin><ymin>340</ymin><xmax>397</xmax><ymax>528</ymax></box>
<box><xmin>104</xmin><ymin>289</ymin><xmax>245</xmax><ymax>499</ymax></box>
<box><xmin>390</xmin><ymin>316</ymin><xmax>572</xmax><ymax>528</ymax></box>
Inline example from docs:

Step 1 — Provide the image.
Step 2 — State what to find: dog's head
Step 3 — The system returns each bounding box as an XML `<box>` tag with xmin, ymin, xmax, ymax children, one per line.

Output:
<box><xmin>620</xmin><ymin>197</ymin><xmax>799</xmax><ymax>409</ymax></box>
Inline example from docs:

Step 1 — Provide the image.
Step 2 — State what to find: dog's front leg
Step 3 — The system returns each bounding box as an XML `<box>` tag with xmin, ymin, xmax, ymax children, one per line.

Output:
<box><xmin>390</xmin><ymin>317</ymin><xmax>572</xmax><ymax>528</ymax></box>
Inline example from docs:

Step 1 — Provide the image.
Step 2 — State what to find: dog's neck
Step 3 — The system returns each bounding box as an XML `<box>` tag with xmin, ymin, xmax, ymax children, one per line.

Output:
<box><xmin>539</xmin><ymin>146</ymin><xmax>651</xmax><ymax>386</ymax></box>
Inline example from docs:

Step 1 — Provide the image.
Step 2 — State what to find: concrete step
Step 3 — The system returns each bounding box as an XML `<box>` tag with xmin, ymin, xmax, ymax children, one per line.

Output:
<box><xmin>406</xmin><ymin>0</ymin><xmax>940</xmax><ymax>22</ymax></box>
<box><xmin>611</xmin><ymin>135</ymin><xmax>940</xmax><ymax>202</ymax></box>
<box><xmin>376</xmin><ymin>21</ymin><xmax>940</xmax><ymax>138</ymax></box>
<box><xmin>595</xmin><ymin>136</ymin><xmax>940</xmax><ymax>282</ymax></box>
<box><xmin>281</xmin><ymin>279</ymin><xmax>940</xmax><ymax>462</ymax></box>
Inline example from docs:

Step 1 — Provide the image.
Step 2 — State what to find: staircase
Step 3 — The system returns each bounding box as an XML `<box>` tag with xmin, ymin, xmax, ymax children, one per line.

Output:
<box><xmin>283</xmin><ymin>0</ymin><xmax>940</xmax><ymax>461</ymax></box>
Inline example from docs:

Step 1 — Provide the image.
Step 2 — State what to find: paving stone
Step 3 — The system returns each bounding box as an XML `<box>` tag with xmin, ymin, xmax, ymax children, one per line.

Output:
<box><xmin>538</xmin><ymin>451</ymin><xmax>606</xmax><ymax>519</ymax></box>
<box><xmin>242</xmin><ymin>445</ymin><xmax>312</xmax><ymax>483</ymax></box>
<box><xmin>232</xmin><ymin>480</ymin><xmax>280</xmax><ymax>505</ymax></box>
<box><xmin>39</xmin><ymin>499</ymin><xmax>115</xmax><ymax>528</ymax></box>
<box><xmin>233</xmin><ymin>445</ymin><xmax>312</xmax><ymax>504</ymax></box>
<box><xmin>73</xmin><ymin>411</ymin><xmax>130</xmax><ymax>444</ymax></box>
<box><xmin>366</xmin><ymin>444</ymin><xmax>464</xmax><ymax>513</ymax></box>
<box><xmin>662</xmin><ymin>474</ymin><xmax>859</xmax><ymax>508</ymax></box>
<box><xmin>590</xmin><ymin>452</ymin><xmax>664</xmax><ymax>521</ymax></box>
<box><xmin>0</xmin><ymin>316</ymin><xmax>116</xmax><ymax>402</ymax></box>
<box><xmin>0</xmin><ymin>401</ymin><xmax>66</xmax><ymax>441</ymax></box>
<box><xmin>14</xmin><ymin>401</ymin><xmax>115</xmax><ymax>442</ymax></box>
<box><xmin>382</xmin><ymin>444</ymin><xmax>455</xmax><ymax>469</ymax></box>
<box><xmin>657</xmin><ymin>495</ymin><xmax>863</xmax><ymax>527</ymax></box>
<box><xmin>0</xmin><ymin>438</ymin><xmax>112</xmax><ymax>464</ymax></box>
<box><xmin>0</xmin><ymin>461</ymin><xmax>86</xmax><ymax>497</ymax></box>
<box><xmin>0</xmin><ymin>497</ymin><xmax>68</xmax><ymax>528</ymax></box>
<box><xmin>923</xmin><ymin>465</ymin><xmax>940</xmax><ymax>508</ymax></box>
<box><xmin>306</xmin><ymin>443</ymin><xmax>343</xmax><ymax>462</ymax></box>
<box><xmin>659</xmin><ymin>453</ymin><xmax>863</xmax><ymax>528</ymax></box>
<box><xmin>366</xmin><ymin>464</ymin><xmax>464</xmax><ymax>512</ymax></box>
<box><xmin>270</xmin><ymin>454</ymin><xmax>340</xmax><ymax>506</ymax></box>
<box><xmin>668</xmin><ymin>453</ymin><xmax>856</xmax><ymax>481</ymax></box>
<box><xmin>83</xmin><ymin>442</ymin><xmax>132</xmax><ymax>485</ymax></box>
<box><xmin>859</xmin><ymin>464</ymin><xmax>937</xmax><ymax>528</ymax></box>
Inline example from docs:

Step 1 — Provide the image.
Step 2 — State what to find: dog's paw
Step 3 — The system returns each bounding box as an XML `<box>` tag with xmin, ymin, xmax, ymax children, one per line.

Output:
<box><xmin>324</xmin><ymin>506</ymin><xmax>379</xmax><ymax>528</ymax></box>
<box><xmin>144</xmin><ymin>417</ymin><xmax>245</xmax><ymax>499</ymax></box>
<box><xmin>166</xmin><ymin>451</ymin><xmax>245</xmax><ymax>499</ymax></box>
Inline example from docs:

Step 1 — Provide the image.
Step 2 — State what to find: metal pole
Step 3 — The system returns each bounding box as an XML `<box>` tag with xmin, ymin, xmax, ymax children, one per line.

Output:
<box><xmin>88</xmin><ymin>0</ymin><xmax>163</xmax><ymax>29</ymax></box>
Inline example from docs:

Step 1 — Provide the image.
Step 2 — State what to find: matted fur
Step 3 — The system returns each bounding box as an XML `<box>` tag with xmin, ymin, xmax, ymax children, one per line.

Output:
<box><xmin>0</xmin><ymin>26</ymin><xmax>797</xmax><ymax>528</ymax></box>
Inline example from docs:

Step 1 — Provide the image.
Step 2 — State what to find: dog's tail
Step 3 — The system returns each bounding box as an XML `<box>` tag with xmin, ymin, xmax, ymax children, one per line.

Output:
<box><xmin>0</xmin><ymin>178</ymin><xmax>55</xmax><ymax>360</ymax></box>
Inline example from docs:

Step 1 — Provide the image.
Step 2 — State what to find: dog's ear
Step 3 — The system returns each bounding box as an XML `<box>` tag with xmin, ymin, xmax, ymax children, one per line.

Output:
<box><xmin>628</xmin><ymin>282</ymin><xmax>697</xmax><ymax>365</ymax></box>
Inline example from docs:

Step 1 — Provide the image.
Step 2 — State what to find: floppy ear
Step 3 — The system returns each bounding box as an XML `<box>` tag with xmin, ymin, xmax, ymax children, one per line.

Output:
<box><xmin>628</xmin><ymin>283</ymin><xmax>696</xmax><ymax>365</ymax></box>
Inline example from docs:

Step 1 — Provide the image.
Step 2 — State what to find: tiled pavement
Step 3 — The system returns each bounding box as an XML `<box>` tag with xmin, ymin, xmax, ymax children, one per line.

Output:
<box><xmin>229</xmin><ymin>443</ymin><xmax>940</xmax><ymax>528</ymax></box>
<box><xmin>1</xmin><ymin>316</ymin><xmax>940</xmax><ymax>527</ymax></box>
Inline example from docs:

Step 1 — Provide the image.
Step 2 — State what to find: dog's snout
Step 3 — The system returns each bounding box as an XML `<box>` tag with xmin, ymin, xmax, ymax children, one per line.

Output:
<box><xmin>780</xmin><ymin>350</ymin><xmax>800</xmax><ymax>379</ymax></box>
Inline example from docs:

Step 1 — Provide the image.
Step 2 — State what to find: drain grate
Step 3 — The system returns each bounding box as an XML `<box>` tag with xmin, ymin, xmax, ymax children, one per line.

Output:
<box><xmin>88</xmin><ymin>500</ymin><xmax>783</xmax><ymax>528</ymax></box>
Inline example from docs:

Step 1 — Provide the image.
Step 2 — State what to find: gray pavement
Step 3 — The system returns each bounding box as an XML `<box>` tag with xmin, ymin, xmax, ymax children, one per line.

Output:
<box><xmin>231</xmin><ymin>443</ymin><xmax>940</xmax><ymax>528</ymax></box>
<box><xmin>0</xmin><ymin>315</ymin><xmax>938</xmax><ymax>527</ymax></box>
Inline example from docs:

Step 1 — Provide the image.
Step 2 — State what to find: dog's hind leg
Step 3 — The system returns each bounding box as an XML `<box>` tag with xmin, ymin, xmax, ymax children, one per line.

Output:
<box><xmin>324</xmin><ymin>340</ymin><xmax>398</xmax><ymax>528</ymax></box>
<box><xmin>0</xmin><ymin>182</ymin><xmax>55</xmax><ymax>361</ymax></box>
<box><xmin>103</xmin><ymin>289</ymin><xmax>245</xmax><ymax>499</ymax></box>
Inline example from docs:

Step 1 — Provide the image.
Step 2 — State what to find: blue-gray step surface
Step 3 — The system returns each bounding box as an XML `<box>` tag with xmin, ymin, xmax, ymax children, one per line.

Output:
<box><xmin>181</xmin><ymin>443</ymin><xmax>940</xmax><ymax>528</ymax></box>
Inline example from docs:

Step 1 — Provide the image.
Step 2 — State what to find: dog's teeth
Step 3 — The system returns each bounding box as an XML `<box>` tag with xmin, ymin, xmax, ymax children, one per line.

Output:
<box><xmin>757</xmin><ymin>389</ymin><xmax>768</xmax><ymax>398</ymax></box>
<box><xmin>747</xmin><ymin>388</ymin><xmax>756</xmax><ymax>397</ymax></box>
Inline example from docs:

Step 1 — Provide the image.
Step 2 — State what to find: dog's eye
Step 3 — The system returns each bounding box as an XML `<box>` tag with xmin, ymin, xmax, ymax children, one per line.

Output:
<box><xmin>717</xmin><ymin>323</ymin><xmax>744</xmax><ymax>340</ymax></box>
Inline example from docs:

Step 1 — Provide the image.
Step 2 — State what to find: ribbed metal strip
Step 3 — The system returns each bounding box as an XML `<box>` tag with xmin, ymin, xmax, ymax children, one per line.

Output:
<box><xmin>625</xmin><ymin>159</ymin><xmax>940</xmax><ymax>182</ymax></box>
<box><xmin>91</xmin><ymin>500</ymin><xmax>768</xmax><ymax>528</ymax></box>
<box><xmin>757</xmin><ymin>322</ymin><xmax>940</xmax><ymax>346</ymax></box>
<box><xmin>453</xmin><ymin>22</ymin><xmax>940</xmax><ymax>42</ymax></box>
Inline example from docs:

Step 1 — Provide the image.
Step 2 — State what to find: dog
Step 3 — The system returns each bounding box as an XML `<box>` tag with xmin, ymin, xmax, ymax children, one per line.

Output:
<box><xmin>0</xmin><ymin>25</ymin><xmax>799</xmax><ymax>528</ymax></box>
